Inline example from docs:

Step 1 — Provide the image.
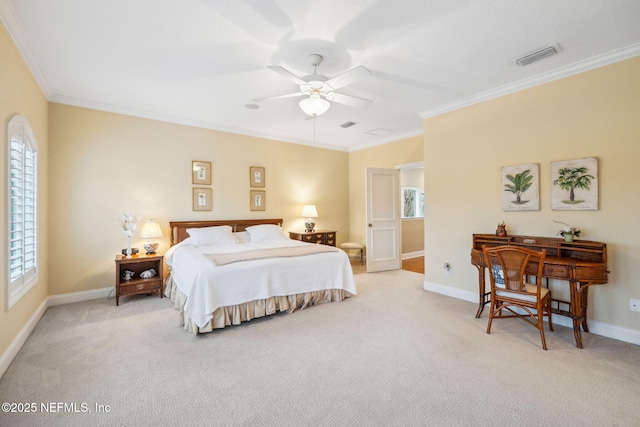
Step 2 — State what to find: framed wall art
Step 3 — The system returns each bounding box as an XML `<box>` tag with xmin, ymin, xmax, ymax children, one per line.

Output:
<box><xmin>192</xmin><ymin>160</ymin><xmax>212</xmax><ymax>185</ymax></box>
<box><xmin>501</xmin><ymin>163</ymin><xmax>540</xmax><ymax>211</ymax></box>
<box><xmin>250</xmin><ymin>166</ymin><xmax>265</xmax><ymax>188</ymax></box>
<box><xmin>192</xmin><ymin>187</ymin><xmax>212</xmax><ymax>211</ymax></box>
<box><xmin>551</xmin><ymin>157</ymin><xmax>598</xmax><ymax>210</ymax></box>
<box><xmin>250</xmin><ymin>190</ymin><xmax>265</xmax><ymax>211</ymax></box>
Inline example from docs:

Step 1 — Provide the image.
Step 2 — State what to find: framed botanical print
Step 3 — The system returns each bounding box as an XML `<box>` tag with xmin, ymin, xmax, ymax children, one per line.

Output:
<box><xmin>250</xmin><ymin>166</ymin><xmax>265</xmax><ymax>188</ymax></box>
<box><xmin>551</xmin><ymin>157</ymin><xmax>598</xmax><ymax>210</ymax></box>
<box><xmin>501</xmin><ymin>163</ymin><xmax>540</xmax><ymax>211</ymax></box>
<box><xmin>192</xmin><ymin>161</ymin><xmax>212</xmax><ymax>185</ymax></box>
<box><xmin>250</xmin><ymin>190</ymin><xmax>265</xmax><ymax>211</ymax></box>
<box><xmin>192</xmin><ymin>187</ymin><xmax>212</xmax><ymax>211</ymax></box>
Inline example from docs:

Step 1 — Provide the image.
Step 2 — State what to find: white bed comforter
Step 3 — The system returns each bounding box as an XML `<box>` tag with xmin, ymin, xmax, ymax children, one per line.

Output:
<box><xmin>166</xmin><ymin>239</ymin><xmax>357</xmax><ymax>328</ymax></box>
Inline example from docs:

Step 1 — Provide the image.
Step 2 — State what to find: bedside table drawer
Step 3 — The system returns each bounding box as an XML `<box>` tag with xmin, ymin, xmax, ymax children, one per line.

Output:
<box><xmin>303</xmin><ymin>233</ymin><xmax>323</xmax><ymax>244</ymax></box>
<box><xmin>119</xmin><ymin>279</ymin><xmax>162</xmax><ymax>294</ymax></box>
<box><xmin>325</xmin><ymin>232</ymin><xmax>336</xmax><ymax>246</ymax></box>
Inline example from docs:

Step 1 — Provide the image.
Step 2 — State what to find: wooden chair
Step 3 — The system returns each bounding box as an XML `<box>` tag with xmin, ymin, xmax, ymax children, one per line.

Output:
<box><xmin>482</xmin><ymin>245</ymin><xmax>553</xmax><ymax>349</ymax></box>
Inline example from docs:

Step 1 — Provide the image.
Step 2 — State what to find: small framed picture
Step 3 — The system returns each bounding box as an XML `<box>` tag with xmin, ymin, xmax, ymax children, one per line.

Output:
<box><xmin>193</xmin><ymin>187</ymin><xmax>212</xmax><ymax>211</ymax></box>
<box><xmin>250</xmin><ymin>166</ymin><xmax>265</xmax><ymax>188</ymax></box>
<box><xmin>192</xmin><ymin>161</ymin><xmax>212</xmax><ymax>185</ymax></box>
<box><xmin>250</xmin><ymin>190</ymin><xmax>265</xmax><ymax>211</ymax></box>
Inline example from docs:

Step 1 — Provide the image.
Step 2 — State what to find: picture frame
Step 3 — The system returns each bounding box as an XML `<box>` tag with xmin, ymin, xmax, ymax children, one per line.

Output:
<box><xmin>551</xmin><ymin>157</ymin><xmax>598</xmax><ymax>210</ymax></box>
<box><xmin>501</xmin><ymin>163</ymin><xmax>540</xmax><ymax>211</ymax></box>
<box><xmin>250</xmin><ymin>190</ymin><xmax>265</xmax><ymax>211</ymax></box>
<box><xmin>192</xmin><ymin>161</ymin><xmax>212</xmax><ymax>185</ymax></box>
<box><xmin>250</xmin><ymin>166</ymin><xmax>265</xmax><ymax>188</ymax></box>
<box><xmin>192</xmin><ymin>187</ymin><xmax>212</xmax><ymax>211</ymax></box>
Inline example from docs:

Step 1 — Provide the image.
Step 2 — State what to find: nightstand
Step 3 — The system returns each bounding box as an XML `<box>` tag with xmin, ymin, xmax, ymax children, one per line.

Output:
<box><xmin>114</xmin><ymin>253</ymin><xmax>164</xmax><ymax>306</ymax></box>
<box><xmin>289</xmin><ymin>230</ymin><xmax>337</xmax><ymax>247</ymax></box>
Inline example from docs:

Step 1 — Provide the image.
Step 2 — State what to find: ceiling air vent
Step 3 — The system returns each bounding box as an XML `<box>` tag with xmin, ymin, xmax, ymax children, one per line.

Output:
<box><xmin>515</xmin><ymin>45</ymin><xmax>560</xmax><ymax>67</ymax></box>
<box><xmin>340</xmin><ymin>121</ymin><xmax>357</xmax><ymax>128</ymax></box>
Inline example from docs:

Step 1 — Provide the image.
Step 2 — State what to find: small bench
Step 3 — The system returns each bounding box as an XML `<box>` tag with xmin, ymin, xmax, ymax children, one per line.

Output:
<box><xmin>340</xmin><ymin>242</ymin><xmax>364</xmax><ymax>265</ymax></box>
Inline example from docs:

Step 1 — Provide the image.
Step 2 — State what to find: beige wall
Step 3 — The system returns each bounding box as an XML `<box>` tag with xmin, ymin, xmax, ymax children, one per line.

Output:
<box><xmin>48</xmin><ymin>104</ymin><xmax>350</xmax><ymax>295</ymax></box>
<box><xmin>0</xmin><ymin>25</ymin><xmax>49</xmax><ymax>356</ymax></box>
<box><xmin>401</xmin><ymin>219</ymin><xmax>424</xmax><ymax>254</ymax></box>
<box><xmin>423</xmin><ymin>56</ymin><xmax>640</xmax><ymax>332</ymax></box>
<box><xmin>348</xmin><ymin>136</ymin><xmax>423</xmax><ymax>249</ymax></box>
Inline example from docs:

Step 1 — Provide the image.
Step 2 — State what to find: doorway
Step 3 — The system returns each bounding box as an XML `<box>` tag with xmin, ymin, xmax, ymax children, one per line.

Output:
<box><xmin>398</xmin><ymin>162</ymin><xmax>424</xmax><ymax>274</ymax></box>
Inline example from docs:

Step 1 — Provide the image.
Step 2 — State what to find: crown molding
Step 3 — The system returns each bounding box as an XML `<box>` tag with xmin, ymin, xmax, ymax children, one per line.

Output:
<box><xmin>419</xmin><ymin>42</ymin><xmax>640</xmax><ymax>120</ymax></box>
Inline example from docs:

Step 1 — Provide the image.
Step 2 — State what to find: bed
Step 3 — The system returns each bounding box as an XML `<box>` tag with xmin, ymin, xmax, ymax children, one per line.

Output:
<box><xmin>164</xmin><ymin>219</ymin><xmax>357</xmax><ymax>334</ymax></box>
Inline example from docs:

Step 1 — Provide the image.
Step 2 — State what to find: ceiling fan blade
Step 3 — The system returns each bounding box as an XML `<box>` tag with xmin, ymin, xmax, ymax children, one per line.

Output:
<box><xmin>325</xmin><ymin>65</ymin><xmax>372</xmax><ymax>90</ymax></box>
<box><xmin>325</xmin><ymin>92</ymin><xmax>373</xmax><ymax>109</ymax></box>
<box><xmin>253</xmin><ymin>92</ymin><xmax>304</xmax><ymax>102</ymax></box>
<box><xmin>267</xmin><ymin>66</ymin><xmax>307</xmax><ymax>85</ymax></box>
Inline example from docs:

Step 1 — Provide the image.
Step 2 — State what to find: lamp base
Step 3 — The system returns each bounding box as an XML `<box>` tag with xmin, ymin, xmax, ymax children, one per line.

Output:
<box><xmin>143</xmin><ymin>241</ymin><xmax>159</xmax><ymax>254</ymax></box>
<box><xmin>304</xmin><ymin>219</ymin><xmax>316</xmax><ymax>233</ymax></box>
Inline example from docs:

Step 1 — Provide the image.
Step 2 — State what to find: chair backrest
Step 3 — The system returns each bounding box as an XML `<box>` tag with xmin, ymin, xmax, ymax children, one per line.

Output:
<box><xmin>482</xmin><ymin>245</ymin><xmax>546</xmax><ymax>293</ymax></box>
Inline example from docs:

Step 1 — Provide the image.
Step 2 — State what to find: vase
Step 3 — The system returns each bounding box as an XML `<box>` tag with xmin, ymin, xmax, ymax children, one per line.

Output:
<box><xmin>126</xmin><ymin>236</ymin><xmax>132</xmax><ymax>257</ymax></box>
<box><xmin>563</xmin><ymin>234</ymin><xmax>574</xmax><ymax>242</ymax></box>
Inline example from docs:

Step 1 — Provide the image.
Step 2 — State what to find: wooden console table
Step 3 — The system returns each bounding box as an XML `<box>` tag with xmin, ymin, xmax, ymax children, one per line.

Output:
<box><xmin>470</xmin><ymin>234</ymin><xmax>608</xmax><ymax>348</ymax></box>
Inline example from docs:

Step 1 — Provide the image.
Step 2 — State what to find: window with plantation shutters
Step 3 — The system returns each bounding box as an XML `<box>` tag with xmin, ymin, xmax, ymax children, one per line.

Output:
<box><xmin>7</xmin><ymin>115</ymin><xmax>38</xmax><ymax>309</ymax></box>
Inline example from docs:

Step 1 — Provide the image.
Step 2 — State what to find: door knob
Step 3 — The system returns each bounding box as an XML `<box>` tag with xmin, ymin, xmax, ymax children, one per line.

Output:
<box><xmin>368</xmin><ymin>223</ymin><xmax>372</xmax><ymax>227</ymax></box>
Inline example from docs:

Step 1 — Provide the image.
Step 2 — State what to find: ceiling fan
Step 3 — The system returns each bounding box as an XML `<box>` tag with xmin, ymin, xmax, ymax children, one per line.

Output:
<box><xmin>253</xmin><ymin>54</ymin><xmax>373</xmax><ymax>117</ymax></box>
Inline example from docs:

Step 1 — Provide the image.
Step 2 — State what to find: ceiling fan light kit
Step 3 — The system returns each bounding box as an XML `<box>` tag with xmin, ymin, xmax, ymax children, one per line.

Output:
<box><xmin>255</xmin><ymin>53</ymin><xmax>373</xmax><ymax>117</ymax></box>
<box><xmin>299</xmin><ymin>94</ymin><xmax>331</xmax><ymax>116</ymax></box>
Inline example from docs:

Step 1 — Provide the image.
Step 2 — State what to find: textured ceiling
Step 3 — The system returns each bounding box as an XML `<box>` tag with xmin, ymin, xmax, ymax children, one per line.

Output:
<box><xmin>2</xmin><ymin>0</ymin><xmax>640</xmax><ymax>151</ymax></box>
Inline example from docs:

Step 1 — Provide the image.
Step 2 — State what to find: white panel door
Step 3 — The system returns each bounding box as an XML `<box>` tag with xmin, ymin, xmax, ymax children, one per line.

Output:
<box><xmin>366</xmin><ymin>168</ymin><xmax>401</xmax><ymax>272</ymax></box>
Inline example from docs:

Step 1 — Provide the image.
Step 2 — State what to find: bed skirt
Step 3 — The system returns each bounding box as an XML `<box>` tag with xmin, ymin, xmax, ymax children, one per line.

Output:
<box><xmin>164</xmin><ymin>274</ymin><xmax>353</xmax><ymax>335</ymax></box>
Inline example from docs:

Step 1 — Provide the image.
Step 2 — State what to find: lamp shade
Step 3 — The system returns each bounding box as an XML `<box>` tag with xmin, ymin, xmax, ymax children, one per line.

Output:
<box><xmin>139</xmin><ymin>220</ymin><xmax>163</xmax><ymax>239</ymax></box>
<box><xmin>301</xmin><ymin>204</ymin><xmax>318</xmax><ymax>218</ymax></box>
<box><xmin>299</xmin><ymin>95</ymin><xmax>330</xmax><ymax>117</ymax></box>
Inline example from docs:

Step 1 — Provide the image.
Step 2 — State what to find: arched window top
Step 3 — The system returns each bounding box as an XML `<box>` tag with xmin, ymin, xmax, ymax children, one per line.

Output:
<box><xmin>8</xmin><ymin>115</ymin><xmax>38</xmax><ymax>152</ymax></box>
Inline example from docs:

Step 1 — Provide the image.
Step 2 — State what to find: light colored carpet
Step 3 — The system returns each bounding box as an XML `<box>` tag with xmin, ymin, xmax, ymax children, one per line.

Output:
<box><xmin>1</xmin><ymin>269</ymin><xmax>639</xmax><ymax>427</ymax></box>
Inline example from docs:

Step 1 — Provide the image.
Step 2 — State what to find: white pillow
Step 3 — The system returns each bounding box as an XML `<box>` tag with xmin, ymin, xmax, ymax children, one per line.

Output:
<box><xmin>245</xmin><ymin>224</ymin><xmax>288</xmax><ymax>242</ymax></box>
<box><xmin>186</xmin><ymin>226</ymin><xmax>239</xmax><ymax>246</ymax></box>
<box><xmin>233</xmin><ymin>231</ymin><xmax>251</xmax><ymax>243</ymax></box>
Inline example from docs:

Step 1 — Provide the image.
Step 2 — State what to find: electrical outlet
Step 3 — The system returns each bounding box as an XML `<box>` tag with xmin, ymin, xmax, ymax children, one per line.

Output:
<box><xmin>444</xmin><ymin>262</ymin><xmax>451</xmax><ymax>276</ymax></box>
<box><xmin>630</xmin><ymin>299</ymin><xmax>640</xmax><ymax>312</ymax></box>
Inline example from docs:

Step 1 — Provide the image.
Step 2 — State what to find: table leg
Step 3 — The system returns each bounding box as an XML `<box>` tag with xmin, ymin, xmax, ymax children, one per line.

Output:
<box><xmin>569</xmin><ymin>281</ymin><xmax>584</xmax><ymax>349</ymax></box>
<box><xmin>475</xmin><ymin>266</ymin><xmax>486</xmax><ymax>318</ymax></box>
<box><xmin>580</xmin><ymin>284</ymin><xmax>590</xmax><ymax>332</ymax></box>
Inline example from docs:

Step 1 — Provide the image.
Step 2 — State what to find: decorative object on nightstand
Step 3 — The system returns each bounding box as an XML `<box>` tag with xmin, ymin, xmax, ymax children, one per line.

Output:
<box><xmin>302</xmin><ymin>204</ymin><xmax>318</xmax><ymax>232</ymax></box>
<box><xmin>120</xmin><ymin>212</ymin><xmax>140</xmax><ymax>258</ymax></box>
<box><xmin>114</xmin><ymin>253</ymin><xmax>164</xmax><ymax>306</ymax></box>
<box><xmin>139</xmin><ymin>219</ymin><xmax>163</xmax><ymax>254</ymax></box>
<box><xmin>140</xmin><ymin>268</ymin><xmax>156</xmax><ymax>278</ymax></box>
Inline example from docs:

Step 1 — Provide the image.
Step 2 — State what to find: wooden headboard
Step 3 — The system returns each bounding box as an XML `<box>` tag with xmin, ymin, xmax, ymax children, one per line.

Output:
<box><xmin>169</xmin><ymin>218</ymin><xmax>284</xmax><ymax>246</ymax></box>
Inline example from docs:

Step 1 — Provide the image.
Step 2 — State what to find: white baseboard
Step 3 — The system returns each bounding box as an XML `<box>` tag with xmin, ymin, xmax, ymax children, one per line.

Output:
<box><xmin>402</xmin><ymin>251</ymin><xmax>424</xmax><ymax>260</ymax></box>
<box><xmin>423</xmin><ymin>280</ymin><xmax>640</xmax><ymax>346</ymax></box>
<box><xmin>47</xmin><ymin>287</ymin><xmax>113</xmax><ymax>307</ymax></box>
<box><xmin>0</xmin><ymin>299</ymin><xmax>47</xmax><ymax>379</ymax></box>
<box><xmin>1</xmin><ymin>286</ymin><xmax>114</xmax><ymax>379</ymax></box>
